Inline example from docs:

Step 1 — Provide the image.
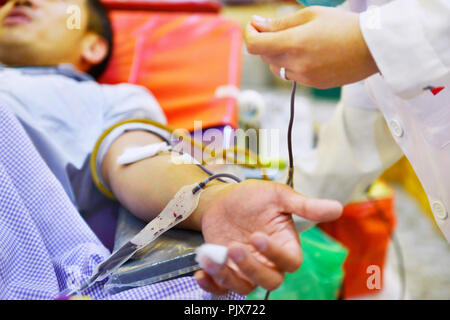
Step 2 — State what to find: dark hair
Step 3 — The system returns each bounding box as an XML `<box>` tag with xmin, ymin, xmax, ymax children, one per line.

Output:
<box><xmin>86</xmin><ymin>0</ymin><xmax>113</xmax><ymax>78</ymax></box>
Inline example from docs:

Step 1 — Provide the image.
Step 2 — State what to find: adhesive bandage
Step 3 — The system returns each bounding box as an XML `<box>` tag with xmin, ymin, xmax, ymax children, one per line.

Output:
<box><xmin>117</xmin><ymin>142</ymin><xmax>171</xmax><ymax>165</ymax></box>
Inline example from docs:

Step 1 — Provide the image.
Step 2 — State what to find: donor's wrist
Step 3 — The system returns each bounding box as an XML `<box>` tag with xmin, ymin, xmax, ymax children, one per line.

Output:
<box><xmin>181</xmin><ymin>181</ymin><xmax>233</xmax><ymax>231</ymax></box>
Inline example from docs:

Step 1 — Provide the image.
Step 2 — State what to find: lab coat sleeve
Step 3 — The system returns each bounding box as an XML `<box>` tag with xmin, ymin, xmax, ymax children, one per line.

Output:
<box><xmin>294</xmin><ymin>82</ymin><xmax>404</xmax><ymax>204</ymax></box>
<box><xmin>359</xmin><ymin>0</ymin><xmax>450</xmax><ymax>99</ymax></box>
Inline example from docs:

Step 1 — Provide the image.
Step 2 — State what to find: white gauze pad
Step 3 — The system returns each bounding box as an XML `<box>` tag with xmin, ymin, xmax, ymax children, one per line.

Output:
<box><xmin>195</xmin><ymin>244</ymin><xmax>228</xmax><ymax>268</ymax></box>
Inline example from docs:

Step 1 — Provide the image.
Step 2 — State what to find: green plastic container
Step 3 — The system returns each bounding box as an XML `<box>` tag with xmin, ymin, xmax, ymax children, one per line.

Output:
<box><xmin>246</xmin><ymin>227</ymin><xmax>348</xmax><ymax>300</ymax></box>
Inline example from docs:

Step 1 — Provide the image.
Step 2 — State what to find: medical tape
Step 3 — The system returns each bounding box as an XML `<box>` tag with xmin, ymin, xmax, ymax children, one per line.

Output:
<box><xmin>171</xmin><ymin>152</ymin><xmax>200</xmax><ymax>165</ymax></box>
<box><xmin>117</xmin><ymin>142</ymin><xmax>172</xmax><ymax>165</ymax></box>
<box><xmin>117</xmin><ymin>142</ymin><xmax>201</xmax><ymax>166</ymax></box>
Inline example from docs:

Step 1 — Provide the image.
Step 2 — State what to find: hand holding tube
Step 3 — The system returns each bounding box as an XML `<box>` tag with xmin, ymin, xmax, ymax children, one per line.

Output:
<box><xmin>245</xmin><ymin>6</ymin><xmax>379</xmax><ymax>89</ymax></box>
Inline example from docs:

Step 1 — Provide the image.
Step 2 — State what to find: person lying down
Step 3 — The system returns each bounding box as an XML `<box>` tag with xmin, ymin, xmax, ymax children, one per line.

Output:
<box><xmin>0</xmin><ymin>0</ymin><xmax>342</xmax><ymax>298</ymax></box>
<box><xmin>0</xmin><ymin>104</ymin><xmax>219</xmax><ymax>300</ymax></box>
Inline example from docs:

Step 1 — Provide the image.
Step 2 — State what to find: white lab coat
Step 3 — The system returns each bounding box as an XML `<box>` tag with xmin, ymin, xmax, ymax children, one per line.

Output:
<box><xmin>295</xmin><ymin>0</ymin><xmax>450</xmax><ymax>241</ymax></box>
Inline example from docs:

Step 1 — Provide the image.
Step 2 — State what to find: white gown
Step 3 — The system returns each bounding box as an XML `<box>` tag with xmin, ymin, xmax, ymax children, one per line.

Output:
<box><xmin>295</xmin><ymin>0</ymin><xmax>450</xmax><ymax>241</ymax></box>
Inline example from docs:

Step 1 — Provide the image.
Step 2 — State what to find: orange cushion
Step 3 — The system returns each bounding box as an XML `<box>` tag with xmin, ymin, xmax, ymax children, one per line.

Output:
<box><xmin>99</xmin><ymin>11</ymin><xmax>243</xmax><ymax>131</ymax></box>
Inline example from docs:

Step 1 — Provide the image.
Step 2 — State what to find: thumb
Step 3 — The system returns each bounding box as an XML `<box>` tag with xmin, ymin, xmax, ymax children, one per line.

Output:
<box><xmin>251</xmin><ymin>9</ymin><xmax>315</xmax><ymax>33</ymax></box>
<box><xmin>277</xmin><ymin>185</ymin><xmax>343</xmax><ymax>222</ymax></box>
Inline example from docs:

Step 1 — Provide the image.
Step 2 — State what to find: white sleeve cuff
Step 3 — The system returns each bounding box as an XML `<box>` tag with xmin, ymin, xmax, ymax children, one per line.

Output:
<box><xmin>95</xmin><ymin>122</ymin><xmax>173</xmax><ymax>192</ymax></box>
<box><xmin>360</xmin><ymin>0</ymin><xmax>450</xmax><ymax>99</ymax></box>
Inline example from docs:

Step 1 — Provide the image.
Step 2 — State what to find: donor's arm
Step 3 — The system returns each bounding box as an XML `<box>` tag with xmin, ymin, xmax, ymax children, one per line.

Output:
<box><xmin>101</xmin><ymin>129</ymin><xmax>343</xmax><ymax>295</ymax></box>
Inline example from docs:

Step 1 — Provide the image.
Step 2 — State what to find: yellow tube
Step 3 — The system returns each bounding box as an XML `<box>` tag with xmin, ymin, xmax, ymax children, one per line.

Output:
<box><xmin>90</xmin><ymin>119</ymin><xmax>270</xmax><ymax>200</ymax></box>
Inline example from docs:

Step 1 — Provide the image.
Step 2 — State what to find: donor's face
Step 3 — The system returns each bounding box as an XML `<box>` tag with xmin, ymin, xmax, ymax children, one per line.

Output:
<box><xmin>0</xmin><ymin>0</ymin><xmax>89</xmax><ymax>66</ymax></box>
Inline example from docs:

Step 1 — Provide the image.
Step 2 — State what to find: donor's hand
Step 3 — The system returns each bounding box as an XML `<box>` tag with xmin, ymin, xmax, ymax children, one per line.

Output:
<box><xmin>194</xmin><ymin>179</ymin><xmax>342</xmax><ymax>295</ymax></box>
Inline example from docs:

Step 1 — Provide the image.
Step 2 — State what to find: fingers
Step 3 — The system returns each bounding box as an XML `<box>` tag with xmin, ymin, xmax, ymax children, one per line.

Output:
<box><xmin>198</xmin><ymin>255</ymin><xmax>256</xmax><ymax>295</ymax></box>
<box><xmin>269</xmin><ymin>65</ymin><xmax>297</xmax><ymax>82</ymax></box>
<box><xmin>251</xmin><ymin>232</ymin><xmax>302</xmax><ymax>273</ymax></box>
<box><xmin>269</xmin><ymin>64</ymin><xmax>311</xmax><ymax>85</ymax></box>
<box><xmin>0</xmin><ymin>0</ymin><xmax>16</xmax><ymax>23</ymax></box>
<box><xmin>195</xmin><ymin>240</ymin><xmax>293</xmax><ymax>294</ymax></box>
<box><xmin>245</xmin><ymin>23</ymin><xmax>292</xmax><ymax>56</ymax></box>
<box><xmin>260</xmin><ymin>53</ymin><xmax>290</xmax><ymax>69</ymax></box>
<box><xmin>276</xmin><ymin>184</ymin><xmax>343</xmax><ymax>222</ymax></box>
<box><xmin>194</xmin><ymin>270</ymin><xmax>229</xmax><ymax>295</ymax></box>
<box><xmin>250</xmin><ymin>9</ymin><xmax>315</xmax><ymax>33</ymax></box>
<box><xmin>228</xmin><ymin>242</ymin><xmax>285</xmax><ymax>291</ymax></box>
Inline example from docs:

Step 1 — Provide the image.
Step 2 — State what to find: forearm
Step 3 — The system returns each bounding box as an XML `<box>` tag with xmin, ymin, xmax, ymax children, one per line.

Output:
<box><xmin>101</xmin><ymin>130</ymin><xmax>228</xmax><ymax>231</ymax></box>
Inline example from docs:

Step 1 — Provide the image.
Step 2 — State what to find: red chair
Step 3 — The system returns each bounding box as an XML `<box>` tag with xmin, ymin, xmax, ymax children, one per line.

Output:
<box><xmin>98</xmin><ymin>7</ymin><xmax>242</xmax><ymax>131</ymax></box>
<box><xmin>89</xmin><ymin>2</ymin><xmax>243</xmax><ymax>249</ymax></box>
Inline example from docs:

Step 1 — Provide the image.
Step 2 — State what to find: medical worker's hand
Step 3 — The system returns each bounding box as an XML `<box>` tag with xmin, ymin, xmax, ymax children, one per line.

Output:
<box><xmin>245</xmin><ymin>6</ymin><xmax>379</xmax><ymax>89</ymax></box>
<box><xmin>194</xmin><ymin>179</ymin><xmax>342</xmax><ymax>295</ymax></box>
